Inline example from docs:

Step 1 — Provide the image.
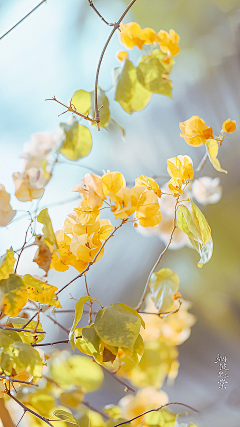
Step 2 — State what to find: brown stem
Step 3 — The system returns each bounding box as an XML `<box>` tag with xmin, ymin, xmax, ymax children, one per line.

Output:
<box><xmin>0</xmin><ymin>398</ymin><xmax>15</xmax><ymax>427</ymax></box>
<box><xmin>45</xmin><ymin>97</ymin><xmax>99</xmax><ymax>124</ymax></box>
<box><xmin>32</xmin><ymin>339</ymin><xmax>69</xmax><ymax>347</ymax></box>
<box><xmin>94</xmin><ymin>0</ymin><xmax>137</xmax><ymax>125</ymax></box>
<box><xmin>8</xmin><ymin>392</ymin><xmax>54</xmax><ymax>426</ymax></box>
<box><xmin>88</xmin><ymin>1</ymin><xmax>114</xmax><ymax>26</ymax></box>
<box><xmin>102</xmin><ymin>366</ymin><xmax>135</xmax><ymax>393</ymax></box>
<box><xmin>0</xmin><ymin>325</ymin><xmax>45</xmax><ymax>334</ymax></box>
<box><xmin>0</xmin><ymin>0</ymin><xmax>47</xmax><ymax>41</ymax></box>
<box><xmin>139</xmin><ymin>300</ymin><xmax>182</xmax><ymax>318</ymax></box>
<box><xmin>46</xmin><ymin>315</ymin><xmax>69</xmax><ymax>334</ymax></box>
<box><xmin>135</xmin><ymin>197</ymin><xmax>179</xmax><ymax>311</ymax></box>
<box><xmin>56</xmin><ymin>219</ymin><xmax>127</xmax><ymax>295</ymax></box>
<box><xmin>14</xmin><ymin>220</ymin><xmax>33</xmax><ymax>273</ymax></box>
<box><xmin>113</xmin><ymin>402</ymin><xmax>198</xmax><ymax>427</ymax></box>
<box><xmin>0</xmin><ymin>375</ymin><xmax>38</xmax><ymax>387</ymax></box>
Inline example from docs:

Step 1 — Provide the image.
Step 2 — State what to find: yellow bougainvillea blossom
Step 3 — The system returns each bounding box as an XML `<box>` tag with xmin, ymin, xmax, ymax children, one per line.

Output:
<box><xmin>73</xmin><ymin>173</ymin><xmax>106</xmax><ymax>209</ymax></box>
<box><xmin>135</xmin><ymin>175</ymin><xmax>161</xmax><ymax>197</ymax></box>
<box><xmin>168</xmin><ymin>177</ymin><xmax>183</xmax><ymax>195</ymax></box>
<box><xmin>132</xmin><ymin>186</ymin><xmax>162</xmax><ymax>227</ymax></box>
<box><xmin>141</xmin><ymin>27</ymin><xmax>158</xmax><ymax>44</ymax></box>
<box><xmin>119</xmin><ymin>387</ymin><xmax>168</xmax><ymax>425</ymax></box>
<box><xmin>102</xmin><ymin>171</ymin><xmax>126</xmax><ymax>196</ymax></box>
<box><xmin>157</xmin><ymin>29</ymin><xmax>180</xmax><ymax>57</ymax></box>
<box><xmin>167</xmin><ymin>155</ymin><xmax>194</xmax><ymax>183</ymax></box>
<box><xmin>117</xmin><ymin>51</ymin><xmax>129</xmax><ymax>62</ymax></box>
<box><xmin>222</xmin><ymin>118</ymin><xmax>236</xmax><ymax>133</ymax></box>
<box><xmin>12</xmin><ymin>170</ymin><xmax>45</xmax><ymax>202</ymax></box>
<box><xmin>0</xmin><ymin>185</ymin><xmax>16</xmax><ymax>226</ymax></box>
<box><xmin>110</xmin><ymin>187</ymin><xmax>135</xmax><ymax>219</ymax></box>
<box><xmin>119</xmin><ymin>22</ymin><xmax>146</xmax><ymax>50</ymax></box>
<box><xmin>180</xmin><ymin>116</ymin><xmax>213</xmax><ymax>147</ymax></box>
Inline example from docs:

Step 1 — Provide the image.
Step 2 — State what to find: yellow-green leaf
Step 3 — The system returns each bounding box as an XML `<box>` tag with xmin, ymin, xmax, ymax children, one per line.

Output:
<box><xmin>145</xmin><ymin>408</ymin><xmax>177</xmax><ymax>427</ymax></box>
<box><xmin>113</xmin><ymin>59</ymin><xmax>152</xmax><ymax>114</ymax></box>
<box><xmin>177</xmin><ymin>206</ymin><xmax>202</xmax><ymax>242</ymax></box>
<box><xmin>149</xmin><ymin>268</ymin><xmax>180</xmax><ymax>312</ymax></box>
<box><xmin>190</xmin><ymin>200</ymin><xmax>211</xmax><ymax>244</ymax></box>
<box><xmin>71</xmin><ymin>90</ymin><xmax>92</xmax><ymax>116</ymax></box>
<box><xmin>75</xmin><ymin>324</ymin><xmax>100</xmax><ymax>358</ymax></box>
<box><xmin>206</xmin><ymin>139</ymin><xmax>227</xmax><ymax>174</ymax></box>
<box><xmin>70</xmin><ymin>296</ymin><xmax>100</xmax><ymax>350</ymax></box>
<box><xmin>60</xmin><ymin>119</ymin><xmax>92</xmax><ymax>161</ymax></box>
<box><xmin>0</xmin><ymin>249</ymin><xmax>15</xmax><ymax>281</ymax></box>
<box><xmin>7</xmin><ymin>316</ymin><xmax>44</xmax><ymax>344</ymax></box>
<box><xmin>137</xmin><ymin>57</ymin><xmax>172</xmax><ymax>97</ymax></box>
<box><xmin>0</xmin><ymin>274</ymin><xmax>26</xmax><ymax>316</ymax></box>
<box><xmin>0</xmin><ymin>342</ymin><xmax>43</xmax><ymax>380</ymax></box>
<box><xmin>103</xmin><ymin>405</ymin><xmax>121</xmax><ymax>419</ymax></box>
<box><xmin>53</xmin><ymin>409</ymin><xmax>79</xmax><ymax>425</ymax></box>
<box><xmin>90</xmin><ymin>87</ymin><xmax>111</xmax><ymax>128</ymax></box>
<box><xmin>94</xmin><ymin>303</ymin><xmax>143</xmax><ymax>350</ymax></box>
<box><xmin>50</xmin><ymin>354</ymin><xmax>103</xmax><ymax>392</ymax></box>
<box><xmin>37</xmin><ymin>208</ymin><xmax>58</xmax><ymax>252</ymax></box>
<box><xmin>0</xmin><ymin>329</ymin><xmax>22</xmax><ymax>350</ymax></box>
<box><xmin>22</xmin><ymin>274</ymin><xmax>61</xmax><ymax>308</ymax></box>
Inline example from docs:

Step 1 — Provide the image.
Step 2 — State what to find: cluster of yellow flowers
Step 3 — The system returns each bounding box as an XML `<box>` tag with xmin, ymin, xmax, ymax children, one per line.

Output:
<box><xmin>167</xmin><ymin>155</ymin><xmax>194</xmax><ymax>195</ymax></box>
<box><xmin>119</xmin><ymin>23</ymin><xmax>180</xmax><ymax>56</ymax></box>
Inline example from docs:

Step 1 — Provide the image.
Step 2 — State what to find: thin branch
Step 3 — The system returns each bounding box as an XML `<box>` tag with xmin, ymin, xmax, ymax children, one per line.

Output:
<box><xmin>22</xmin><ymin>310</ymin><xmax>39</xmax><ymax>329</ymax></box>
<box><xmin>88</xmin><ymin>1</ymin><xmax>114</xmax><ymax>26</ymax></box>
<box><xmin>46</xmin><ymin>96</ymin><xmax>99</xmax><ymax>124</ymax></box>
<box><xmin>8</xmin><ymin>392</ymin><xmax>54</xmax><ymax>426</ymax></box>
<box><xmin>113</xmin><ymin>402</ymin><xmax>198</xmax><ymax>427</ymax></box>
<box><xmin>15</xmin><ymin>411</ymin><xmax>26</xmax><ymax>427</ymax></box>
<box><xmin>135</xmin><ymin>197</ymin><xmax>179</xmax><ymax>311</ymax></box>
<box><xmin>0</xmin><ymin>0</ymin><xmax>47</xmax><ymax>41</ymax></box>
<box><xmin>14</xmin><ymin>220</ymin><xmax>33</xmax><ymax>273</ymax></box>
<box><xmin>139</xmin><ymin>300</ymin><xmax>182</xmax><ymax>318</ymax></box>
<box><xmin>195</xmin><ymin>152</ymin><xmax>208</xmax><ymax>172</ymax></box>
<box><xmin>32</xmin><ymin>339</ymin><xmax>69</xmax><ymax>347</ymax></box>
<box><xmin>46</xmin><ymin>314</ymin><xmax>69</xmax><ymax>334</ymax></box>
<box><xmin>94</xmin><ymin>0</ymin><xmax>137</xmax><ymax>124</ymax></box>
<box><xmin>56</xmin><ymin>218</ymin><xmax>127</xmax><ymax>295</ymax></box>
<box><xmin>0</xmin><ymin>375</ymin><xmax>38</xmax><ymax>387</ymax></box>
<box><xmin>82</xmin><ymin>401</ymin><xmax>110</xmax><ymax>420</ymax></box>
<box><xmin>102</xmin><ymin>366</ymin><xmax>135</xmax><ymax>393</ymax></box>
<box><xmin>0</xmin><ymin>325</ymin><xmax>45</xmax><ymax>334</ymax></box>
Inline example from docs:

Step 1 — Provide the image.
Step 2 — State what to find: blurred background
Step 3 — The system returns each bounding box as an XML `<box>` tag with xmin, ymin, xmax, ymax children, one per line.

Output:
<box><xmin>0</xmin><ymin>0</ymin><xmax>240</xmax><ymax>426</ymax></box>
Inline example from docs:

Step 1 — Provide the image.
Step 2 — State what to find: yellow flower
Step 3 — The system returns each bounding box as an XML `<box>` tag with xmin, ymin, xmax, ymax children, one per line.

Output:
<box><xmin>135</xmin><ymin>175</ymin><xmax>161</xmax><ymax>197</ymax></box>
<box><xmin>132</xmin><ymin>187</ymin><xmax>161</xmax><ymax>227</ymax></box>
<box><xmin>72</xmin><ymin>173</ymin><xmax>106</xmax><ymax>209</ymax></box>
<box><xmin>71</xmin><ymin>199</ymin><xmax>100</xmax><ymax>225</ymax></box>
<box><xmin>179</xmin><ymin>116</ymin><xmax>213</xmax><ymax>147</ymax></box>
<box><xmin>0</xmin><ymin>185</ymin><xmax>16</xmax><ymax>226</ymax></box>
<box><xmin>142</xmin><ymin>27</ymin><xmax>157</xmax><ymax>44</ymax></box>
<box><xmin>110</xmin><ymin>187</ymin><xmax>136</xmax><ymax>219</ymax></box>
<box><xmin>102</xmin><ymin>171</ymin><xmax>126</xmax><ymax>196</ymax></box>
<box><xmin>157</xmin><ymin>29</ymin><xmax>180</xmax><ymax>56</ymax></box>
<box><xmin>167</xmin><ymin>155</ymin><xmax>194</xmax><ymax>182</ymax></box>
<box><xmin>119</xmin><ymin>22</ymin><xmax>146</xmax><ymax>50</ymax></box>
<box><xmin>117</xmin><ymin>51</ymin><xmax>129</xmax><ymax>62</ymax></box>
<box><xmin>168</xmin><ymin>177</ymin><xmax>183</xmax><ymax>195</ymax></box>
<box><xmin>12</xmin><ymin>171</ymin><xmax>45</xmax><ymax>202</ymax></box>
<box><xmin>222</xmin><ymin>118</ymin><xmax>236</xmax><ymax>133</ymax></box>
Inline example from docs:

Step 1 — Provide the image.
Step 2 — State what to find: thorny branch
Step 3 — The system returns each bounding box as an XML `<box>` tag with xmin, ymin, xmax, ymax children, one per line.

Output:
<box><xmin>56</xmin><ymin>218</ymin><xmax>128</xmax><ymax>295</ymax></box>
<box><xmin>113</xmin><ymin>402</ymin><xmax>198</xmax><ymax>427</ymax></box>
<box><xmin>0</xmin><ymin>0</ymin><xmax>47</xmax><ymax>41</ymax></box>
<box><xmin>135</xmin><ymin>197</ymin><xmax>179</xmax><ymax>312</ymax></box>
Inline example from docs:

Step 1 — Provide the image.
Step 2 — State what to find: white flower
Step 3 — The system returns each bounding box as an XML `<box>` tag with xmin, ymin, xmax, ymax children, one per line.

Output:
<box><xmin>191</xmin><ymin>177</ymin><xmax>222</xmax><ymax>205</ymax></box>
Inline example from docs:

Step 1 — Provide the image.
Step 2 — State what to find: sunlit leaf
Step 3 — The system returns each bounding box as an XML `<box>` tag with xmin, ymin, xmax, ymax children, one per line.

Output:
<box><xmin>189</xmin><ymin>236</ymin><xmax>213</xmax><ymax>268</ymax></box>
<box><xmin>190</xmin><ymin>200</ymin><xmax>211</xmax><ymax>244</ymax></box>
<box><xmin>60</xmin><ymin>119</ymin><xmax>92</xmax><ymax>161</ymax></box>
<box><xmin>145</xmin><ymin>408</ymin><xmax>177</xmax><ymax>427</ymax></box>
<box><xmin>53</xmin><ymin>409</ymin><xmax>79</xmax><ymax>425</ymax></box>
<box><xmin>149</xmin><ymin>268</ymin><xmax>180</xmax><ymax>312</ymax></box>
<box><xmin>103</xmin><ymin>405</ymin><xmax>121</xmax><ymax>419</ymax></box>
<box><xmin>7</xmin><ymin>316</ymin><xmax>45</xmax><ymax>344</ymax></box>
<box><xmin>37</xmin><ymin>208</ymin><xmax>58</xmax><ymax>252</ymax></box>
<box><xmin>94</xmin><ymin>303</ymin><xmax>143</xmax><ymax>350</ymax></box>
<box><xmin>71</xmin><ymin>90</ymin><xmax>92</xmax><ymax>115</ymax></box>
<box><xmin>113</xmin><ymin>59</ymin><xmax>151</xmax><ymax>114</ymax></box>
<box><xmin>0</xmin><ymin>249</ymin><xmax>15</xmax><ymax>281</ymax></box>
<box><xmin>137</xmin><ymin>57</ymin><xmax>172</xmax><ymax>97</ymax></box>
<box><xmin>206</xmin><ymin>139</ymin><xmax>227</xmax><ymax>174</ymax></box>
<box><xmin>0</xmin><ymin>342</ymin><xmax>43</xmax><ymax>380</ymax></box>
<box><xmin>0</xmin><ymin>274</ymin><xmax>26</xmax><ymax>316</ymax></box>
<box><xmin>177</xmin><ymin>206</ymin><xmax>202</xmax><ymax>242</ymax></box>
<box><xmin>50</xmin><ymin>354</ymin><xmax>103</xmax><ymax>392</ymax></box>
<box><xmin>69</xmin><ymin>296</ymin><xmax>100</xmax><ymax>350</ymax></box>
<box><xmin>0</xmin><ymin>329</ymin><xmax>22</xmax><ymax>350</ymax></box>
<box><xmin>22</xmin><ymin>274</ymin><xmax>61</xmax><ymax>308</ymax></box>
<box><xmin>90</xmin><ymin>87</ymin><xmax>111</xmax><ymax>128</ymax></box>
<box><xmin>33</xmin><ymin>235</ymin><xmax>53</xmax><ymax>274</ymax></box>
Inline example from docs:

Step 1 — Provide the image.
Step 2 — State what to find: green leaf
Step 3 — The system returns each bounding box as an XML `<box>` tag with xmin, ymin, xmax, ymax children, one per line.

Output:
<box><xmin>53</xmin><ymin>409</ymin><xmax>79</xmax><ymax>425</ymax></box>
<box><xmin>69</xmin><ymin>296</ymin><xmax>100</xmax><ymax>351</ymax></box>
<box><xmin>94</xmin><ymin>303</ymin><xmax>143</xmax><ymax>350</ymax></box>
<box><xmin>149</xmin><ymin>268</ymin><xmax>180</xmax><ymax>311</ymax></box>
<box><xmin>137</xmin><ymin>57</ymin><xmax>172</xmax><ymax>97</ymax></box>
<box><xmin>145</xmin><ymin>408</ymin><xmax>177</xmax><ymax>427</ymax></box>
<box><xmin>37</xmin><ymin>208</ymin><xmax>58</xmax><ymax>252</ymax></box>
<box><xmin>22</xmin><ymin>274</ymin><xmax>61</xmax><ymax>308</ymax></box>
<box><xmin>75</xmin><ymin>324</ymin><xmax>100</xmax><ymax>358</ymax></box>
<box><xmin>60</xmin><ymin>119</ymin><xmax>92</xmax><ymax>161</ymax></box>
<box><xmin>90</xmin><ymin>87</ymin><xmax>111</xmax><ymax>128</ymax></box>
<box><xmin>0</xmin><ymin>274</ymin><xmax>25</xmax><ymax>317</ymax></box>
<box><xmin>177</xmin><ymin>206</ymin><xmax>202</xmax><ymax>242</ymax></box>
<box><xmin>206</xmin><ymin>139</ymin><xmax>227</xmax><ymax>174</ymax></box>
<box><xmin>0</xmin><ymin>329</ymin><xmax>22</xmax><ymax>350</ymax></box>
<box><xmin>50</xmin><ymin>354</ymin><xmax>103</xmax><ymax>392</ymax></box>
<box><xmin>0</xmin><ymin>342</ymin><xmax>43</xmax><ymax>380</ymax></box>
<box><xmin>7</xmin><ymin>316</ymin><xmax>44</xmax><ymax>344</ymax></box>
<box><xmin>113</xmin><ymin>59</ymin><xmax>152</xmax><ymax>114</ymax></box>
<box><xmin>0</xmin><ymin>249</ymin><xmax>15</xmax><ymax>281</ymax></box>
<box><xmin>190</xmin><ymin>200</ymin><xmax>211</xmax><ymax>244</ymax></box>
<box><xmin>71</xmin><ymin>90</ymin><xmax>91</xmax><ymax>115</ymax></box>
